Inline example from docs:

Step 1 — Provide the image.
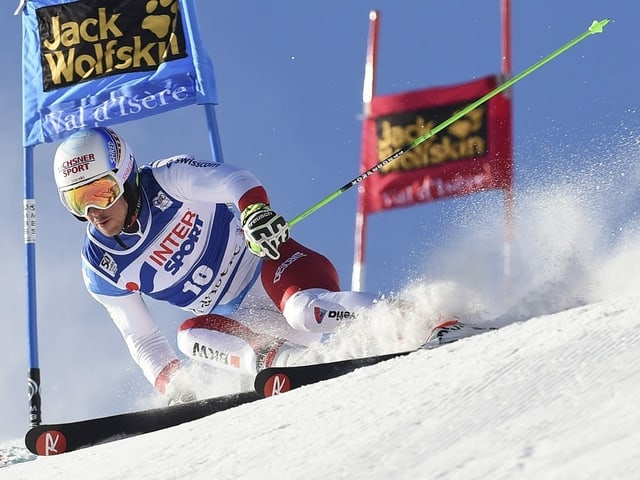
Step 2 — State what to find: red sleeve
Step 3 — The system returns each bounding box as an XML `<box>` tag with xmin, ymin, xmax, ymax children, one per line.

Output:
<box><xmin>238</xmin><ymin>186</ymin><xmax>270</xmax><ymax>211</ymax></box>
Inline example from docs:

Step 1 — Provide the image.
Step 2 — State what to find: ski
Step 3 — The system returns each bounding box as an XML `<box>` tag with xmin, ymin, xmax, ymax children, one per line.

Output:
<box><xmin>24</xmin><ymin>322</ymin><xmax>494</xmax><ymax>454</ymax></box>
<box><xmin>24</xmin><ymin>390</ymin><xmax>260</xmax><ymax>456</ymax></box>
<box><xmin>255</xmin><ymin>350</ymin><xmax>416</xmax><ymax>397</ymax></box>
<box><xmin>255</xmin><ymin>322</ymin><xmax>496</xmax><ymax>397</ymax></box>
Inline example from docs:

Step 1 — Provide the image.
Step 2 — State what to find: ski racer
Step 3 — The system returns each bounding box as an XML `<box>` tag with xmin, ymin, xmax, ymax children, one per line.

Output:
<box><xmin>52</xmin><ymin>127</ymin><xmax>384</xmax><ymax>404</ymax></box>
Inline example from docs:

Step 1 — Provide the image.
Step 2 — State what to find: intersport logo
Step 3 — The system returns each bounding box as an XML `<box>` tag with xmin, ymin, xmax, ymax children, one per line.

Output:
<box><xmin>148</xmin><ymin>210</ymin><xmax>203</xmax><ymax>275</ymax></box>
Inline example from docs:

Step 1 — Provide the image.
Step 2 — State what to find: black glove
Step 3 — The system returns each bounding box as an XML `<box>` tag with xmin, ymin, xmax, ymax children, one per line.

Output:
<box><xmin>241</xmin><ymin>203</ymin><xmax>290</xmax><ymax>260</ymax></box>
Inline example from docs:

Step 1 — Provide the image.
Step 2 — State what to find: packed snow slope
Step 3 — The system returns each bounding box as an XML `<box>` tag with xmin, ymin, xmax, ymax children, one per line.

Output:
<box><xmin>3</xmin><ymin>138</ymin><xmax>640</xmax><ymax>478</ymax></box>
<box><xmin>3</xmin><ymin>296</ymin><xmax>640</xmax><ymax>479</ymax></box>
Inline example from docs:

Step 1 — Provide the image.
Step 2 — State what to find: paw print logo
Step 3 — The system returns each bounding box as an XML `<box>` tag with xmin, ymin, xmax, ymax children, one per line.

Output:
<box><xmin>447</xmin><ymin>107</ymin><xmax>484</xmax><ymax>139</ymax></box>
<box><xmin>142</xmin><ymin>0</ymin><xmax>179</xmax><ymax>39</ymax></box>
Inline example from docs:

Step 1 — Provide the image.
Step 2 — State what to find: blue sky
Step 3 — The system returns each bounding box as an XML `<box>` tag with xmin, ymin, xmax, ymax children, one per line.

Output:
<box><xmin>1</xmin><ymin>0</ymin><xmax>638</xmax><ymax>440</ymax></box>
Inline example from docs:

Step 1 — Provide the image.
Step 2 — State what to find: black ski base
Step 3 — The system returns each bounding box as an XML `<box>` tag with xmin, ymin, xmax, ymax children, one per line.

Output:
<box><xmin>25</xmin><ymin>390</ymin><xmax>260</xmax><ymax>456</ymax></box>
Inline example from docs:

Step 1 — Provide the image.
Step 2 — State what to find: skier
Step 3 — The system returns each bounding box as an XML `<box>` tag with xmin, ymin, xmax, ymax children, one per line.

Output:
<box><xmin>53</xmin><ymin>127</ymin><xmax>475</xmax><ymax>404</ymax></box>
<box><xmin>52</xmin><ymin>127</ymin><xmax>389</xmax><ymax>403</ymax></box>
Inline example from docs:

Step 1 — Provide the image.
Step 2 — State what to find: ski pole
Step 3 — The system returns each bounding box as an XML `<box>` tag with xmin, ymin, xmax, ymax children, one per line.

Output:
<box><xmin>289</xmin><ymin>19</ymin><xmax>610</xmax><ymax>227</ymax></box>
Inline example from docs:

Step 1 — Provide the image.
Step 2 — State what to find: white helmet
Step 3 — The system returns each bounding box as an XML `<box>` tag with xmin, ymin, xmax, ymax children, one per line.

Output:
<box><xmin>53</xmin><ymin>128</ymin><xmax>139</xmax><ymax>223</ymax></box>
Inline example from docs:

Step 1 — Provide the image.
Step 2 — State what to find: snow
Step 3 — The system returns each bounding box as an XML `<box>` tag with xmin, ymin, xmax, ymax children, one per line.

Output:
<box><xmin>2</xmin><ymin>296</ymin><xmax>640</xmax><ymax>479</ymax></box>
<box><xmin>3</xmin><ymin>138</ymin><xmax>640</xmax><ymax>478</ymax></box>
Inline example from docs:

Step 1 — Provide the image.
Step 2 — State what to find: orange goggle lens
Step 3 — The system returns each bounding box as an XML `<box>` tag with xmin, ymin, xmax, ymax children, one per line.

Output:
<box><xmin>61</xmin><ymin>174</ymin><xmax>123</xmax><ymax>217</ymax></box>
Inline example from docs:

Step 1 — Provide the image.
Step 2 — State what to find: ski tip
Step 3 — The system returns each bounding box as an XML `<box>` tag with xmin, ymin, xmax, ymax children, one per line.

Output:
<box><xmin>588</xmin><ymin>18</ymin><xmax>611</xmax><ymax>35</ymax></box>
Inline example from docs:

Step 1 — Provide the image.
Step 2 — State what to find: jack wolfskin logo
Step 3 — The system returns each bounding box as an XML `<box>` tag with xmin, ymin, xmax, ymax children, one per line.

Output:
<box><xmin>37</xmin><ymin>0</ymin><xmax>187</xmax><ymax>90</ymax></box>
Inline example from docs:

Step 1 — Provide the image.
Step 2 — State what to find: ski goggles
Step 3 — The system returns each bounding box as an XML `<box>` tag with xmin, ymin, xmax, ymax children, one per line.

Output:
<box><xmin>59</xmin><ymin>172</ymin><xmax>124</xmax><ymax>217</ymax></box>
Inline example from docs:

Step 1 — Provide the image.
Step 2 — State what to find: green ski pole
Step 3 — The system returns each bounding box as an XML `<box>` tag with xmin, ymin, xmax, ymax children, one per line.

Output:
<box><xmin>289</xmin><ymin>19</ymin><xmax>611</xmax><ymax>227</ymax></box>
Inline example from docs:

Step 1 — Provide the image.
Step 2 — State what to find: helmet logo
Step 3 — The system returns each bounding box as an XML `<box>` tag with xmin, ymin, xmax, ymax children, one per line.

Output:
<box><xmin>58</xmin><ymin>153</ymin><xmax>95</xmax><ymax>177</ymax></box>
<box><xmin>106</xmin><ymin>139</ymin><xmax>118</xmax><ymax>167</ymax></box>
<box><xmin>118</xmin><ymin>153</ymin><xmax>134</xmax><ymax>182</ymax></box>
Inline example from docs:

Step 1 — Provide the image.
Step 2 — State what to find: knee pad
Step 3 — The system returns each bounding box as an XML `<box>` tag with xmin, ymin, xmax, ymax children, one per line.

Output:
<box><xmin>177</xmin><ymin>315</ymin><xmax>258</xmax><ymax>375</ymax></box>
<box><xmin>319</xmin><ymin>290</ymin><xmax>378</xmax><ymax>311</ymax></box>
<box><xmin>282</xmin><ymin>288</ymin><xmax>372</xmax><ymax>333</ymax></box>
<box><xmin>177</xmin><ymin>314</ymin><xmax>304</xmax><ymax>375</ymax></box>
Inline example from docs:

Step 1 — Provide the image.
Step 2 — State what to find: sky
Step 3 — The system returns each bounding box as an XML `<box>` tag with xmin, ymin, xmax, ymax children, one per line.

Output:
<box><xmin>3</xmin><ymin>295</ymin><xmax>640</xmax><ymax>478</ymax></box>
<box><xmin>1</xmin><ymin>0</ymin><xmax>639</xmax><ymax>448</ymax></box>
